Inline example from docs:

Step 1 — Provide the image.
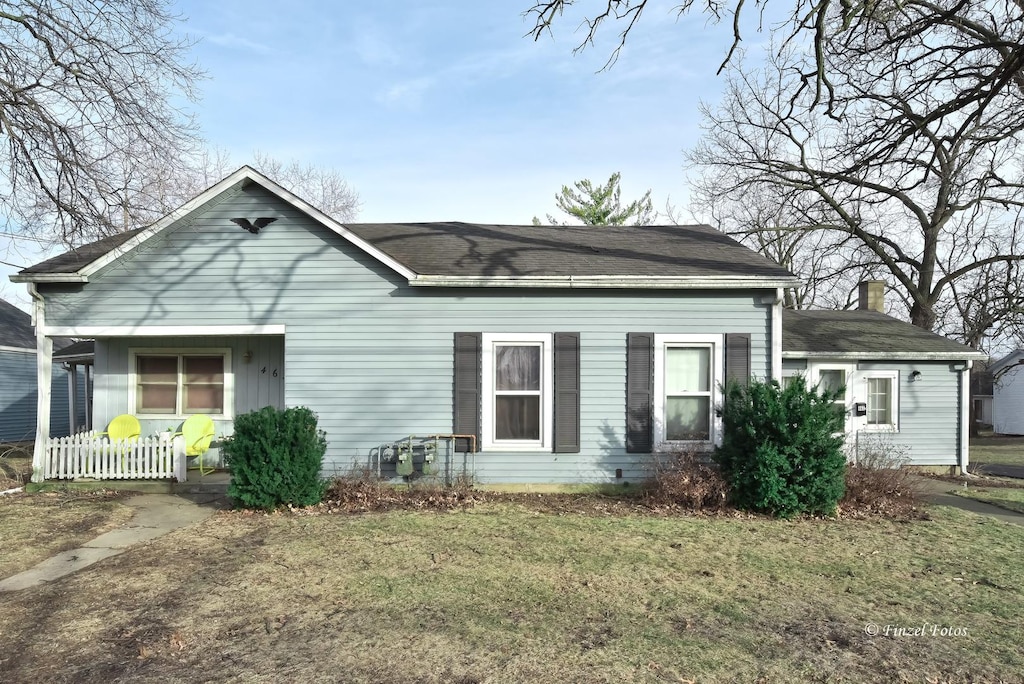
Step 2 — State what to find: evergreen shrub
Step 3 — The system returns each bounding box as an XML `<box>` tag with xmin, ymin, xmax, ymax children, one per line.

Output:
<box><xmin>223</xmin><ymin>405</ymin><xmax>328</xmax><ymax>510</ymax></box>
<box><xmin>714</xmin><ymin>377</ymin><xmax>846</xmax><ymax>518</ymax></box>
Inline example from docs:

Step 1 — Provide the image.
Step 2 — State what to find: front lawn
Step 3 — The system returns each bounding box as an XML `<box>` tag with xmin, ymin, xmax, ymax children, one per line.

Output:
<box><xmin>953</xmin><ymin>485</ymin><xmax>1024</xmax><ymax>515</ymax></box>
<box><xmin>0</xmin><ymin>490</ymin><xmax>134</xmax><ymax>578</ymax></box>
<box><xmin>971</xmin><ymin>433</ymin><xmax>1024</xmax><ymax>466</ymax></box>
<box><xmin>0</xmin><ymin>501</ymin><xmax>1021</xmax><ymax>682</ymax></box>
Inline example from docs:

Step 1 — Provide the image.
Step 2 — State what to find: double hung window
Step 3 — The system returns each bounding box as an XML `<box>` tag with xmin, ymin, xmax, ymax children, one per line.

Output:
<box><xmin>131</xmin><ymin>349</ymin><xmax>231</xmax><ymax>418</ymax></box>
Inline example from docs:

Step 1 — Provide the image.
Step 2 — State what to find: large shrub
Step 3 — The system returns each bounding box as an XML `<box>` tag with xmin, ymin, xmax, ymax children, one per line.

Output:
<box><xmin>714</xmin><ymin>377</ymin><xmax>846</xmax><ymax>518</ymax></box>
<box><xmin>223</xmin><ymin>406</ymin><xmax>328</xmax><ymax>510</ymax></box>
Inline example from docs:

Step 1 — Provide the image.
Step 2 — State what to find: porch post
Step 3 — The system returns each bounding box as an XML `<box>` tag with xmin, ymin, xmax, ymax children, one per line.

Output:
<box><xmin>67</xmin><ymin>363</ymin><xmax>77</xmax><ymax>435</ymax></box>
<box><xmin>32</xmin><ymin>334</ymin><xmax>52</xmax><ymax>483</ymax></box>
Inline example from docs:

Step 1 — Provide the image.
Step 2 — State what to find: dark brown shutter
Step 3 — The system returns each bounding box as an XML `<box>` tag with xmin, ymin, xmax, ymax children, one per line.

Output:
<box><xmin>553</xmin><ymin>332</ymin><xmax>580</xmax><ymax>453</ymax></box>
<box><xmin>626</xmin><ymin>333</ymin><xmax>654</xmax><ymax>453</ymax></box>
<box><xmin>453</xmin><ymin>332</ymin><xmax>481</xmax><ymax>452</ymax></box>
<box><xmin>725</xmin><ymin>332</ymin><xmax>751</xmax><ymax>388</ymax></box>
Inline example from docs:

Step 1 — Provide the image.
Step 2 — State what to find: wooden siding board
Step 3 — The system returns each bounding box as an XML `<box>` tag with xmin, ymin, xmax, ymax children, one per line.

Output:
<box><xmin>41</xmin><ymin>187</ymin><xmax>776</xmax><ymax>482</ymax></box>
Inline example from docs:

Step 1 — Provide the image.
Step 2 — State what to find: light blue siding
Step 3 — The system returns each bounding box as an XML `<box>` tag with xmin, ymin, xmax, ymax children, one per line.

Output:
<box><xmin>40</xmin><ymin>185</ymin><xmax>776</xmax><ymax>483</ymax></box>
<box><xmin>853</xmin><ymin>361</ymin><xmax>963</xmax><ymax>467</ymax></box>
<box><xmin>94</xmin><ymin>336</ymin><xmax>284</xmax><ymax>468</ymax></box>
<box><xmin>0</xmin><ymin>349</ymin><xmax>84</xmax><ymax>442</ymax></box>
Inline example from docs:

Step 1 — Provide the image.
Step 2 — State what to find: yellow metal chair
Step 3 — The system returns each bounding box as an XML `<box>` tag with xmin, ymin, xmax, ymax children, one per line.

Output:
<box><xmin>95</xmin><ymin>414</ymin><xmax>141</xmax><ymax>473</ymax></box>
<box><xmin>177</xmin><ymin>414</ymin><xmax>216</xmax><ymax>476</ymax></box>
<box><xmin>104</xmin><ymin>414</ymin><xmax>141</xmax><ymax>442</ymax></box>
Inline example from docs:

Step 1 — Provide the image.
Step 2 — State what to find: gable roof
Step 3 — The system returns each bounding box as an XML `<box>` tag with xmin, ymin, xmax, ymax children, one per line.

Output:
<box><xmin>11</xmin><ymin>166</ymin><xmax>799</xmax><ymax>290</ymax></box>
<box><xmin>341</xmin><ymin>222</ymin><xmax>796</xmax><ymax>285</ymax></box>
<box><xmin>783</xmin><ymin>309</ymin><xmax>985</xmax><ymax>360</ymax></box>
<box><xmin>0</xmin><ymin>299</ymin><xmax>75</xmax><ymax>351</ymax></box>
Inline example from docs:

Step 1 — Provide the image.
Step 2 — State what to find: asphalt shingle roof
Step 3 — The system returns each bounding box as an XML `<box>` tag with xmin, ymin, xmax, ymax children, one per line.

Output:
<box><xmin>344</xmin><ymin>222</ymin><xmax>796</xmax><ymax>279</ymax></box>
<box><xmin>18</xmin><ymin>221</ymin><xmax>796</xmax><ymax>281</ymax></box>
<box><xmin>18</xmin><ymin>229</ymin><xmax>143</xmax><ymax>275</ymax></box>
<box><xmin>783</xmin><ymin>309</ymin><xmax>983</xmax><ymax>358</ymax></box>
<box><xmin>0</xmin><ymin>299</ymin><xmax>36</xmax><ymax>348</ymax></box>
<box><xmin>0</xmin><ymin>299</ymin><xmax>76</xmax><ymax>350</ymax></box>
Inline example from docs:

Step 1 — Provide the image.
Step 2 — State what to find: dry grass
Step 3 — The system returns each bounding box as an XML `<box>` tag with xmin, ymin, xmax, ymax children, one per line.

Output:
<box><xmin>953</xmin><ymin>485</ymin><xmax>1024</xmax><ymax>515</ymax></box>
<box><xmin>0</xmin><ymin>490</ymin><xmax>134</xmax><ymax>578</ymax></box>
<box><xmin>971</xmin><ymin>434</ymin><xmax>1024</xmax><ymax>466</ymax></box>
<box><xmin>0</xmin><ymin>500</ymin><xmax>1022</xmax><ymax>682</ymax></box>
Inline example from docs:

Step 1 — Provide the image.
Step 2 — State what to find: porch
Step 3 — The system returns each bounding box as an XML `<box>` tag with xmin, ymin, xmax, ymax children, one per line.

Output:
<box><xmin>39</xmin><ymin>432</ymin><xmax>186</xmax><ymax>481</ymax></box>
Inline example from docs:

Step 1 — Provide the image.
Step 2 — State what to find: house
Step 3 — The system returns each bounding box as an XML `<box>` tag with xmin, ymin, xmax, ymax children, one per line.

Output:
<box><xmin>991</xmin><ymin>349</ymin><xmax>1024</xmax><ymax>435</ymax></box>
<box><xmin>0</xmin><ymin>299</ymin><xmax>88</xmax><ymax>443</ymax></box>
<box><xmin>782</xmin><ymin>282</ymin><xmax>985</xmax><ymax>469</ymax></box>
<box><xmin>970</xmin><ymin>359</ymin><xmax>994</xmax><ymax>429</ymax></box>
<box><xmin>9</xmin><ymin>167</ymin><xmax>983</xmax><ymax>482</ymax></box>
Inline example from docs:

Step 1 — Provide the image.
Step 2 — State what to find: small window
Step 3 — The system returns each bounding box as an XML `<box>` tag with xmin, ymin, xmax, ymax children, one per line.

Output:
<box><xmin>481</xmin><ymin>334</ymin><xmax>553</xmax><ymax>450</ymax></box>
<box><xmin>818</xmin><ymin>369</ymin><xmax>848</xmax><ymax>424</ymax></box>
<box><xmin>866</xmin><ymin>376</ymin><xmax>893</xmax><ymax>426</ymax></box>
<box><xmin>131</xmin><ymin>349</ymin><xmax>231</xmax><ymax>417</ymax></box>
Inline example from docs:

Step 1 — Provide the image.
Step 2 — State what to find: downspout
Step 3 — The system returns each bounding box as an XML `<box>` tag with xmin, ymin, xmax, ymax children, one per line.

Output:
<box><xmin>959</xmin><ymin>360</ymin><xmax>973</xmax><ymax>477</ymax></box>
<box><xmin>771</xmin><ymin>288</ymin><xmax>783</xmax><ymax>381</ymax></box>
<box><xmin>28</xmin><ymin>283</ymin><xmax>53</xmax><ymax>483</ymax></box>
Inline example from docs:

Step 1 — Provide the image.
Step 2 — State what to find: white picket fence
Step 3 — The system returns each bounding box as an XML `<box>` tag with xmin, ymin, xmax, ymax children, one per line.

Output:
<box><xmin>42</xmin><ymin>434</ymin><xmax>186</xmax><ymax>481</ymax></box>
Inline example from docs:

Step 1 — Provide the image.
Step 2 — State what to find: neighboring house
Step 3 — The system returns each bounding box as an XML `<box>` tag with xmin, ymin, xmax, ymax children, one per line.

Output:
<box><xmin>9</xmin><ymin>167</ymin><xmax>983</xmax><ymax>482</ymax></box>
<box><xmin>970</xmin><ymin>359</ymin><xmax>994</xmax><ymax>428</ymax></box>
<box><xmin>781</xmin><ymin>282</ymin><xmax>985</xmax><ymax>469</ymax></box>
<box><xmin>0</xmin><ymin>299</ymin><xmax>88</xmax><ymax>442</ymax></box>
<box><xmin>991</xmin><ymin>349</ymin><xmax>1024</xmax><ymax>435</ymax></box>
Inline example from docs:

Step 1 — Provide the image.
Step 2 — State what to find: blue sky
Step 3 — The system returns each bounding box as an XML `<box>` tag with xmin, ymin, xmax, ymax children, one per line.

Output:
<box><xmin>2</xmin><ymin>1</ymin><xmax>770</xmax><ymax>308</ymax></box>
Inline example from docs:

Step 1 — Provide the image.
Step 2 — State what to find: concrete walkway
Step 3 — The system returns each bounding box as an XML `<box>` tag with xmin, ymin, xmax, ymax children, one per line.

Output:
<box><xmin>972</xmin><ymin>463</ymin><xmax>1024</xmax><ymax>479</ymax></box>
<box><xmin>914</xmin><ymin>476</ymin><xmax>1024</xmax><ymax>527</ymax></box>
<box><xmin>0</xmin><ymin>493</ymin><xmax>225</xmax><ymax>592</ymax></box>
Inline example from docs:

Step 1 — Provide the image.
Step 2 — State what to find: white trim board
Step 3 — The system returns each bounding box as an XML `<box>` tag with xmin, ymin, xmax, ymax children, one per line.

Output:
<box><xmin>783</xmin><ymin>351</ymin><xmax>986</xmax><ymax>361</ymax></box>
<box><xmin>41</xmin><ymin>324</ymin><xmax>286</xmax><ymax>337</ymax></box>
<box><xmin>409</xmin><ymin>275</ymin><xmax>801</xmax><ymax>289</ymax></box>
<box><xmin>0</xmin><ymin>345</ymin><xmax>36</xmax><ymax>354</ymax></box>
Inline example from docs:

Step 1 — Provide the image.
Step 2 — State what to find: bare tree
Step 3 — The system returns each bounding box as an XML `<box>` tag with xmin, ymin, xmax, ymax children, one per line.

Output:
<box><xmin>249</xmin><ymin>152</ymin><xmax>360</xmax><ymax>222</ymax></box>
<box><xmin>0</xmin><ymin>0</ymin><xmax>203</xmax><ymax>243</ymax></box>
<box><xmin>687</xmin><ymin>30</ymin><xmax>1024</xmax><ymax>341</ymax></box>
<box><xmin>525</xmin><ymin>2</ymin><xmax>1024</xmax><ymax>112</ymax></box>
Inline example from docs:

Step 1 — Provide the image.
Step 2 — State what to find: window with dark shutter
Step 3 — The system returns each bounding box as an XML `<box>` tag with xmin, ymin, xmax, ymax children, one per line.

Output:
<box><xmin>626</xmin><ymin>332</ymin><xmax>654</xmax><ymax>453</ymax></box>
<box><xmin>725</xmin><ymin>332</ymin><xmax>751</xmax><ymax>388</ymax></box>
<box><xmin>553</xmin><ymin>332</ymin><xmax>580</xmax><ymax>453</ymax></box>
<box><xmin>453</xmin><ymin>332</ymin><xmax>481</xmax><ymax>452</ymax></box>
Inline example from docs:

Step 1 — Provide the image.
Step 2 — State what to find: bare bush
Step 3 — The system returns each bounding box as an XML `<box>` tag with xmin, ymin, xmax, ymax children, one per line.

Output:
<box><xmin>840</xmin><ymin>436</ymin><xmax>923</xmax><ymax>518</ymax></box>
<box><xmin>643</xmin><ymin>451</ymin><xmax>730</xmax><ymax>512</ymax></box>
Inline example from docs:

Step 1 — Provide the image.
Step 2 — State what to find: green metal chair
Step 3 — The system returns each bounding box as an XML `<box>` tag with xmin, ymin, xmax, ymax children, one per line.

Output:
<box><xmin>177</xmin><ymin>414</ymin><xmax>216</xmax><ymax>476</ymax></box>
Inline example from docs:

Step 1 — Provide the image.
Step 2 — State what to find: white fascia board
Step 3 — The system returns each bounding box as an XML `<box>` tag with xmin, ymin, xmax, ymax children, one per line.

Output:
<box><xmin>408</xmin><ymin>275</ymin><xmax>802</xmax><ymax>289</ymax></box>
<box><xmin>40</xmin><ymin>324</ymin><xmax>286</xmax><ymax>337</ymax></box>
<box><xmin>25</xmin><ymin>166</ymin><xmax>417</xmax><ymax>284</ymax></box>
<box><xmin>783</xmin><ymin>350</ymin><xmax>988</xmax><ymax>361</ymax></box>
<box><xmin>0</xmin><ymin>345</ymin><xmax>36</xmax><ymax>354</ymax></box>
<box><xmin>9</xmin><ymin>273</ymin><xmax>88</xmax><ymax>283</ymax></box>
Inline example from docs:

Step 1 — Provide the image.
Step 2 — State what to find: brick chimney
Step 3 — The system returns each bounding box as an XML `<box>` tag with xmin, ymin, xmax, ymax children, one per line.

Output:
<box><xmin>858</xmin><ymin>280</ymin><xmax>885</xmax><ymax>313</ymax></box>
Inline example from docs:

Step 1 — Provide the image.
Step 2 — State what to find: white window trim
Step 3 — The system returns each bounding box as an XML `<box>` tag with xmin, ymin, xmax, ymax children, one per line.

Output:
<box><xmin>481</xmin><ymin>333</ymin><xmax>553</xmax><ymax>451</ymax></box>
<box><xmin>860</xmin><ymin>369</ymin><xmax>900</xmax><ymax>432</ymax></box>
<box><xmin>653</xmin><ymin>334</ymin><xmax>725</xmax><ymax>450</ymax></box>
<box><xmin>128</xmin><ymin>347</ymin><xmax>233</xmax><ymax>420</ymax></box>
